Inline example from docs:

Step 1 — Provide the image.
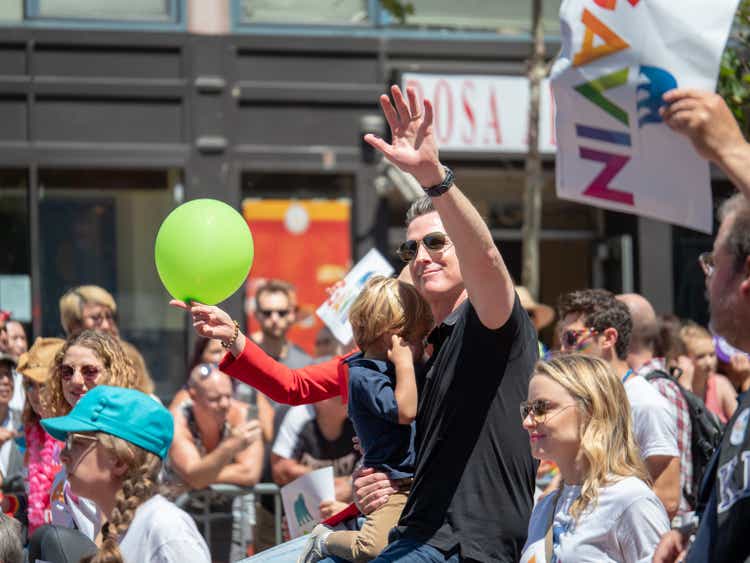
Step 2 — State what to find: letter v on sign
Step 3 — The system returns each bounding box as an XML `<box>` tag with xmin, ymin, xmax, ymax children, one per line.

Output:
<box><xmin>574</xmin><ymin>68</ymin><xmax>630</xmax><ymax>126</ymax></box>
<box><xmin>573</xmin><ymin>9</ymin><xmax>630</xmax><ymax>67</ymax></box>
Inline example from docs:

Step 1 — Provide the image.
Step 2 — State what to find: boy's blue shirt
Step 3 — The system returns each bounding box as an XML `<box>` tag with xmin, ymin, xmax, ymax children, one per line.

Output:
<box><xmin>345</xmin><ymin>352</ymin><xmax>416</xmax><ymax>479</ymax></box>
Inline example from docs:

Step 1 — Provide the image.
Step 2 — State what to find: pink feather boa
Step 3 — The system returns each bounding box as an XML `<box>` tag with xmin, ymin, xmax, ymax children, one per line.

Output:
<box><xmin>25</xmin><ymin>422</ymin><xmax>61</xmax><ymax>534</ymax></box>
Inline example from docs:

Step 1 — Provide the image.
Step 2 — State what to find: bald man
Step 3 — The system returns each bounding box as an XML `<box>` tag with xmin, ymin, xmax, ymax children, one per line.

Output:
<box><xmin>617</xmin><ymin>293</ymin><xmax>692</xmax><ymax>523</ymax></box>
<box><xmin>617</xmin><ymin>294</ymin><xmax>661</xmax><ymax>373</ymax></box>
<box><xmin>163</xmin><ymin>365</ymin><xmax>264</xmax><ymax>562</ymax></box>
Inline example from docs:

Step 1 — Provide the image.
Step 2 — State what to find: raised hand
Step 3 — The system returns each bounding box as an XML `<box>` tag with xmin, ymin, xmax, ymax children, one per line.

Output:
<box><xmin>364</xmin><ymin>85</ymin><xmax>445</xmax><ymax>188</ymax></box>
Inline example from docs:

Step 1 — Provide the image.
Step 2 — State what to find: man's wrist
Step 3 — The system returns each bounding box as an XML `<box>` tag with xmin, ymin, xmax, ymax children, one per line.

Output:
<box><xmin>422</xmin><ymin>166</ymin><xmax>454</xmax><ymax>198</ymax></box>
<box><xmin>416</xmin><ymin>163</ymin><xmax>446</xmax><ymax>189</ymax></box>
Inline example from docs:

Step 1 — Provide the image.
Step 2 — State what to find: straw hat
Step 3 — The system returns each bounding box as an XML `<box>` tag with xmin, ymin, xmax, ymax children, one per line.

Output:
<box><xmin>516</xmin><ymin>286</ymin><xmax>555</xmax><ymax>330</ymax></box>
<box><xmin>16</xmin><ymin>337</ymin><xmax>65</xmax><ymax>383</ymax></box>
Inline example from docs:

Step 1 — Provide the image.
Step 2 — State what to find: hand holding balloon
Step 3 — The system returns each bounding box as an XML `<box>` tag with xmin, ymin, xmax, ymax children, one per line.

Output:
<box><xmin>170</xmin><ymin>300</ymin><xmax>246</xmax><ymax>355</ymax></box>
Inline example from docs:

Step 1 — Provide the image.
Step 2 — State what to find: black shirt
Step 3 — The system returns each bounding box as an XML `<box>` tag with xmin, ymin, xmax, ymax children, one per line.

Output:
<box><xmin>687</xmin><ymin>390</ymin><xmax>750</xmax><ymax>562</ymax></box>
<box><xmin>396</xmin><ymin>294</ymin><xmax>538</xmax><ymax>562</ymax></box>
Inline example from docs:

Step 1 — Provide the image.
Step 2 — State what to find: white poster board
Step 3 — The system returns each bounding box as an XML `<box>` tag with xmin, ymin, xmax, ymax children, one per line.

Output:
<box><xmin>280</xmin><ymin>466</ymin><xmax>336</xmax><ymax>538</ymax></box>
<box><xmin>316</xmin><ymin>248</ymin><xmax>394</xmax><ymax>345</ymax></box>
<box><xmin>551</xmin><ymin>0</ymin><xmax>739</xmax><ymax>233</ymax></box>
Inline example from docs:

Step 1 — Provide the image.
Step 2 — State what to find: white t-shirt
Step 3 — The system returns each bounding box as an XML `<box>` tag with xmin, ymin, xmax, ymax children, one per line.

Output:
<box><xmin>119</xmin><ymin>495</ymin><xmax>210</xmax><ymax>563</ymax></box>
<box><xmin>272</xmin><ymin>404</ymin><xmax>316</xmax><ymax>459</ymax></box>
<box><xmin>624</xmin><ymin>375</ymin><xmax>679</xmax><ymax>459</ymax></box>
<box><xmin>521</xmin><ymin>476</ymin><xmax>669</xmax><ymax>563</ymax></box>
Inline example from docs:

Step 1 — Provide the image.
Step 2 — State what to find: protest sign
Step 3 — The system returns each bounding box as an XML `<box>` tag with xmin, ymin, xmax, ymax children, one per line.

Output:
<box><xmin>551</xmin><ymin>0</ymin><xmax>740</xmax><ymax>233</ymax></box>
<box><xmin>316</xmin><ymin>248</ymin><xmax>394</xmax><ymax>345</ymax></box>
<box><xmin>280</xmin><ymin>466</ymin><xmax>335</xmax><ymax>538</ymax></box>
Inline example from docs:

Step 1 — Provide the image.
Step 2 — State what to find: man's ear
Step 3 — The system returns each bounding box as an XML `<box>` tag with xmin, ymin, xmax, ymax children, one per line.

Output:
<box><xmin>600</xmin><ymin>327</ymin><xmax>619</xmax><ymax>354</ymax></box>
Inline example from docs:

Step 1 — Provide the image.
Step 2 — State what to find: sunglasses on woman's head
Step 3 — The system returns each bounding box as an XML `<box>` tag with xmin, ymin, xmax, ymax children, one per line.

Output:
<box><xmin>397</xmin><ymin>232</ymin><xmax>451</xmax><ymax>263</ymax></box>
<box><xmin>196</xmin><ymin>363</ymin><xmax>219</xmax><ymax>379</ymax></box>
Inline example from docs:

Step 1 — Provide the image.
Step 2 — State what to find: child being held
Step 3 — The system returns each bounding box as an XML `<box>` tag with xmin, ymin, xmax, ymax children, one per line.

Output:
<box><xmin>678</xmin><ymin>322</ymin><xmax>737</xmax><ymax>424</ymax></box>
<box><xmin>298</xmin><ymin>275</ymin><xmax>433</xmax><ymax>563</ymax></box>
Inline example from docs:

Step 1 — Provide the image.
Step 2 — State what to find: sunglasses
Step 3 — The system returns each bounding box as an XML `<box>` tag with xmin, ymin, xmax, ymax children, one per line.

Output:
<box><xmin>196</xmin><ymin>362</ymin><xmax>219</xmax><ymax>379</ymax></box>
<box><xmin>397</xmin><ymin>232</ymin><xmax>451</xmax><ymax>263</ymax></box>
<box><xmin>84</xmin><ymin>311</ymin><xmax>117</xmax><ymax>325</ymax></box>
<box><xmin>64</xmin><ymin>433</ymin><xmax>99</xmax><ymax>453</ymax></box>
<box><xmin>520</xmin><ymin>399</ymin><xmax>576</xmax><ymax>423</ymax></box>
<box><xmin>60</xmin><ymin>364</ymin><xmax>101</xmax><ymax>383</ymax></box>
<box><xmin>257</xmin><ymin>309</ymin><xmax>291</xmax><ymax>319</ymax></box>
<box><xmin>560</xmin><ymin>328</ymin><xmax>598</xmax><ymax>349</ymax></box>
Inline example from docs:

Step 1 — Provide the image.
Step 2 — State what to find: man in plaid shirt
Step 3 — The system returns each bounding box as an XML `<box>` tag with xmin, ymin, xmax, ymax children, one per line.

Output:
<box><xmin>618</xmin><ymin>294</ymin><xmax>693</xmax><ymax>523</ymax></box>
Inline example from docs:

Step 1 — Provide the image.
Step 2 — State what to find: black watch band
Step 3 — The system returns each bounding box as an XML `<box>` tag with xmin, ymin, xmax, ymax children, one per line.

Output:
<box><xmin>423</xmin><ymin>166</ymin><xmax>454</xmax><ymax>198</ymax></box>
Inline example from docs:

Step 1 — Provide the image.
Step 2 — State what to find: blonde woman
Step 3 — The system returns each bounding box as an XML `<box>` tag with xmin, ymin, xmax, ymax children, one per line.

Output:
<box><xmin>43</xmin><ymin>330</ymin><xmax>142</xmax><ymax>542</ymax></box>
<box><xmin>520</xmin><ymin>354</ymin><xmax>669</xmax><ymax>563</ymax></box>
<box><xmin>42</xmin><ymin>385</ymin><xmax>209</xmax><ymax>562</ymax></box>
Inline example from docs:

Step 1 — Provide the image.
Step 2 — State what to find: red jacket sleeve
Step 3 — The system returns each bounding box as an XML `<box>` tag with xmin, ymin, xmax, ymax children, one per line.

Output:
<box><xmin>219</xmin><ymin>337</ymin><xmax>350</xmax><ymax>405</ymax></box>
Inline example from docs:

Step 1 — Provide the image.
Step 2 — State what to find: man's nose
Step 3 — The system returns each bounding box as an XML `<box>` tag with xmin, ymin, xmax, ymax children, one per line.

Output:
<box><xmin>414</xmin><ymin>241</ymin><xmax>432</xmax><ymax>263</ymax></box>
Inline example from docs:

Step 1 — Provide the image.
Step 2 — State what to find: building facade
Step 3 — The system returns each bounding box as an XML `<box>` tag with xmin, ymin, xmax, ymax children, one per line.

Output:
<box><xmin>0</xmin><ymin>0</ymin><xmax>720</xmax><ymax>398</ymax></box>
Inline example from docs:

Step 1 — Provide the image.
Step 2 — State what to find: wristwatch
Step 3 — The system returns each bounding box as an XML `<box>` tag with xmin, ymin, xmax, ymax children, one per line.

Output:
<box><xmin>423</xmin><ymin>166</ymin><xmax>454</xmax><ymax>198</ymax></box>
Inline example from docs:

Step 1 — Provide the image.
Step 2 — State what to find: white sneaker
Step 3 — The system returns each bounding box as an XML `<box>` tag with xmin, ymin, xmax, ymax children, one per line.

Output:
<box><xmin>297</xmin><ymin>524</ymin><xmax>332</xmax><ymax>563</ymax></box>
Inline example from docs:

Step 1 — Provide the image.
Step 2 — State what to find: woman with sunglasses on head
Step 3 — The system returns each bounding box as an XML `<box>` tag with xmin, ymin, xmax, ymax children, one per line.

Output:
<box><xmin>520</xmin><ymin>354</ymin><xmax>669</xmax><ymax>563</ymax></box>
<box><xmin>42</xmin><ymin>330</ymin><xmax>142</xmax><ymax>543</ymax></box>
<box><xmin>42</xmin><ymin>385</ymin><xmax>210</xmax><ymax>563</ymax></box>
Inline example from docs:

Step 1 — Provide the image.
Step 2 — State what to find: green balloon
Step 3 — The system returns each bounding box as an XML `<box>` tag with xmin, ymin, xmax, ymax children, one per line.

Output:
<box><xmin>154</xmin><ymin>199</ymin><xmax>254</xmax><ymax>305</ymax></box>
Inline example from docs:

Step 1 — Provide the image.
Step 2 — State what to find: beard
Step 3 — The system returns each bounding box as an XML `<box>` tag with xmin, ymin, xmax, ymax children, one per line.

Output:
<box><xmin>709</xmin><ymin>286</ymin><xmax>747</xmax><ymax>353</ymax></box>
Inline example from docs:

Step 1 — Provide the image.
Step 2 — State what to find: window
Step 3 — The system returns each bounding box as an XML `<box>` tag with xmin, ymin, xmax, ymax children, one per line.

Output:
<box><xmin>238</xmin><ymin>0</ymin><xmax>369</xmax><ymax>25</ymax></box>
<box><xmin>27</xmin><ymin>0</ymin><xmax>178</xmax><ymax>22</ymax></box>
<box><xmin>0</xmin><ymin>170</ymin><xmax>31</xmax><ymax>329</ymax></box>
<box><xmin>391</xmin><ymin>0</ymin><xmax>563</xmax><ymax>34</ymax></box>
<box><xmin>38</xmin><ymin>168</ymin><xmax>186</xmax><ymax>400</ymax></box>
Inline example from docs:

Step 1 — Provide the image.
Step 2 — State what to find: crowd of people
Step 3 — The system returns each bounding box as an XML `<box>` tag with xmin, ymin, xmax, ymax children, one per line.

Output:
<box><xmin>0</xmin><ymin>83</ymin><xmax>746</xmax><ymax>563</ymax></box>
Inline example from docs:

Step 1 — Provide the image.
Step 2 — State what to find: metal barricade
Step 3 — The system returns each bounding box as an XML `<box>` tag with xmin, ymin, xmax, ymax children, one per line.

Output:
<box><xmin>174</xmin><ymin>482</ymin><xmax>283</xmax><ymax>557</ymax></box>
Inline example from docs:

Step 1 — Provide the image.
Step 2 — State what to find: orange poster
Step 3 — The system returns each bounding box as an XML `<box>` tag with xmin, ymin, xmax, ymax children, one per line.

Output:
<box><xmin>242</xmin><ymin>199</ymin><xmax>352</xmax><ymax>355</ymax></box>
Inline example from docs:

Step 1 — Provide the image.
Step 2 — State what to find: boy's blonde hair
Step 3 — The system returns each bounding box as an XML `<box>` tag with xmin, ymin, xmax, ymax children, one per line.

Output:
<box><xmin>679</xmin><ymin>322</ymin><xmax>713</xmax><ymax>354</ymax></box>
<box><xmin>349</xmin><ymin>275</ymin><xmax>433</xmax><ymax>352</ymax></box>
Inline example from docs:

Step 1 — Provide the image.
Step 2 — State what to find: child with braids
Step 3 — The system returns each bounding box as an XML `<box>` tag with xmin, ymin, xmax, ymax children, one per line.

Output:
<box><xmin>299</xmin><ymin>275</ymin><xmax>433</xmax><ymax>563</ymax></box>
<box><xmin>42</xmin><ymin>385</ymin><xmax>210</xmax><ymax>562</ymax></box>
<box><xmin>42</xmin><ymin>330</ymin><xmax>144</xmax><ymax>541</ymax></box>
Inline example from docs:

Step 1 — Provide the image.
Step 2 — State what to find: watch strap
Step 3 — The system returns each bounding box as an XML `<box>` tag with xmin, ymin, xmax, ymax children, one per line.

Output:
<box><xmin>423</xmin><ymin>166</ymin><xmax>454</xmax><ymax>197</ymax></box>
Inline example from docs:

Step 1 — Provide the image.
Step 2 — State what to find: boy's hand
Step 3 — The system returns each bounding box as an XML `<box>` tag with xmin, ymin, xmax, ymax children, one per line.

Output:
<box><xmin>387</xmin><ymin>335</ymin><xmax>413</xmax><ymax>366</ymax></box>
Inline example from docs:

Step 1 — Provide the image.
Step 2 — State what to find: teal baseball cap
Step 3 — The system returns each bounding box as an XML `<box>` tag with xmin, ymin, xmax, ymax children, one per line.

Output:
<box><xmin>41</xmin><ymin>385</ymin><xmax>174</xmax><ymax>459</ymax></box>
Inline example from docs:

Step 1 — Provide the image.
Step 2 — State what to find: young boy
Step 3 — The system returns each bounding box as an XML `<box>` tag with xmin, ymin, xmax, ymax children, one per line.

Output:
<box><xmin>679</xmin><ymin>322</ymin><xmax>737</xmax><ymax>424</ymax></box>
<box><xmin>298</xmin><ymin>276</ymin><xmax>433</xmax><ymax>563</ymax></box>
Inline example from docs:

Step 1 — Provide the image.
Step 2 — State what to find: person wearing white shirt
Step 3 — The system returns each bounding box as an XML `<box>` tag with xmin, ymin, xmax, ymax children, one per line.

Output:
<box><xmin>520</xmin><ymin>355</ymin><xmax>669</xmax><ymax>563</ymax></box>
<box><xmin>557</xmin><ymin>289</ymin><xmax>681</xmax><ymax>519</ymax></box>
<box><xmin>42</xmin><ymin>385</ymin><xmax>210</xmax><ymax>563</ymax></box>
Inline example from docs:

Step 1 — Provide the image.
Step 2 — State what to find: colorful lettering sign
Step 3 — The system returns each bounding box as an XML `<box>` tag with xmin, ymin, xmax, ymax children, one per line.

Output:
<box><xmin>551</xmin><ymin>0</ymin><xmax>740</xmax><ymax>233</ymax></box>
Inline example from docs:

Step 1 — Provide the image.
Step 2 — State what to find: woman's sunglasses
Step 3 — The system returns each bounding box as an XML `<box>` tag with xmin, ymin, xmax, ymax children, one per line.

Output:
<box><xmin>397</xmin><ymin>232</ymin><xmax>451</xmax><ymax>263</ymax></box>
<box><xmin>60</xmin><ymin>364</ymin><xmax>101</xmax><ymax>383</ymax></box>
<box><xmin>520</xmin><ymin>399</ymin><xmax>575</xmax><ymax>423</ymax></box>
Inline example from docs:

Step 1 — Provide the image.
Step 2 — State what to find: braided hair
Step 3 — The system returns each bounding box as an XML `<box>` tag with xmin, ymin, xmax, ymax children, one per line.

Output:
<box><xmin>80</xmin><ymin>432</ymin><xmax>162</xmax><ymax>563</ymax></box>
